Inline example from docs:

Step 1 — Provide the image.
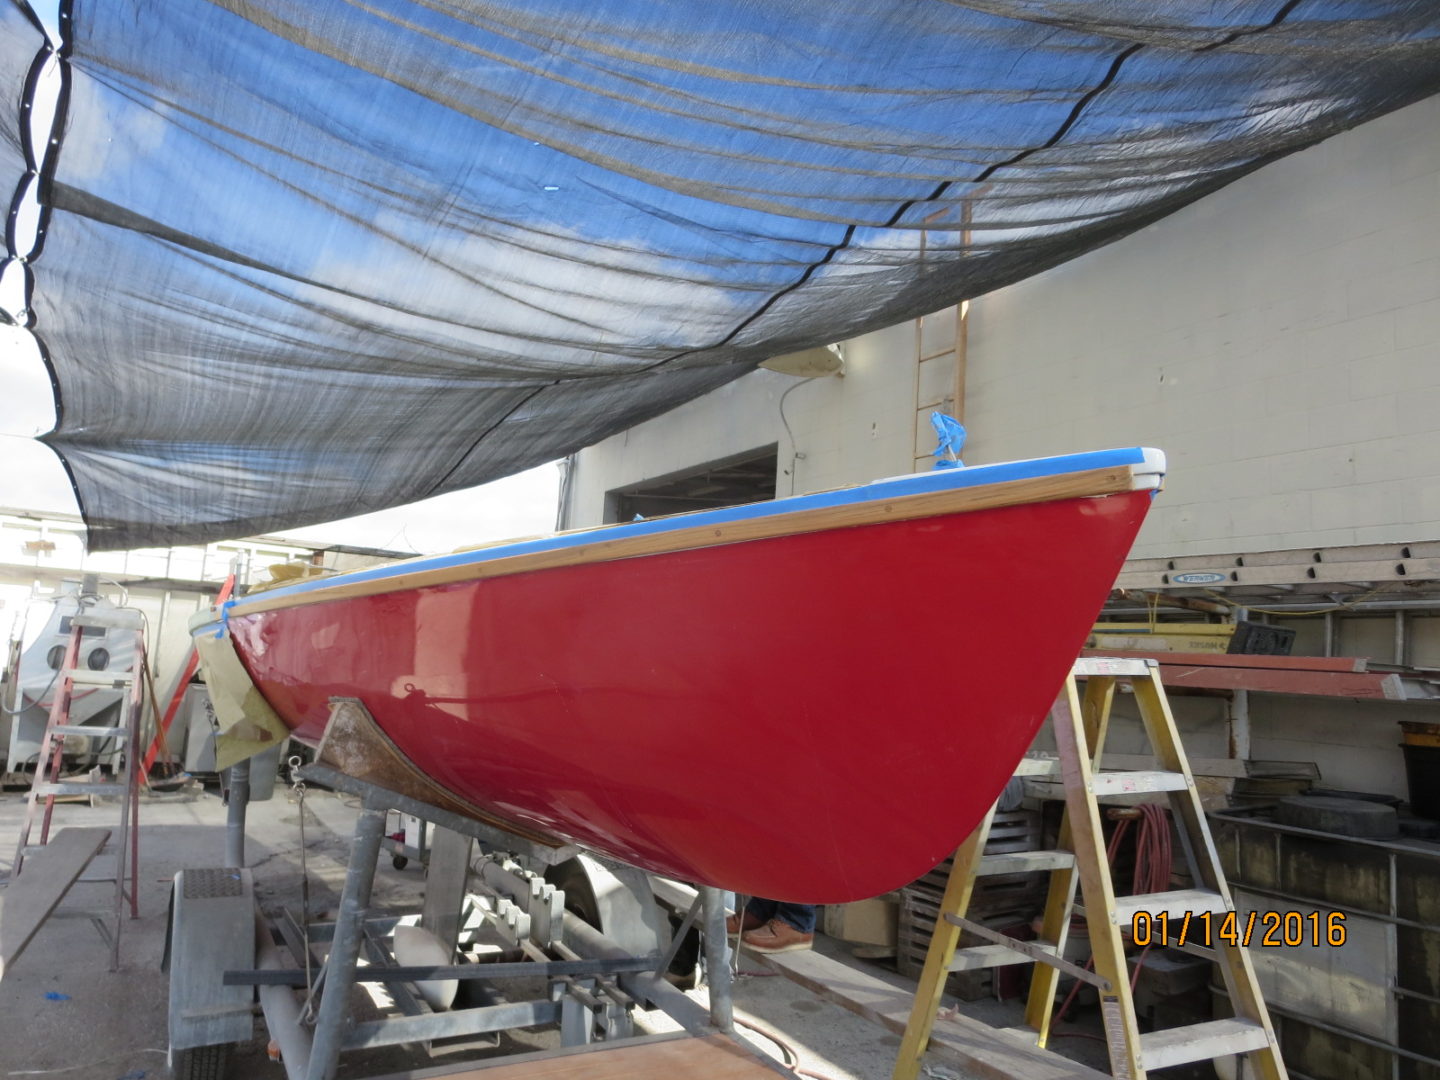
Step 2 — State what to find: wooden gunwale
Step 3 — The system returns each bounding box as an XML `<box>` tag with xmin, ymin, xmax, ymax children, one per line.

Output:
<box><xmin>232</xmin><ymin>464</ymin><xmax>1140</xmax><ymax>618</ymax></box>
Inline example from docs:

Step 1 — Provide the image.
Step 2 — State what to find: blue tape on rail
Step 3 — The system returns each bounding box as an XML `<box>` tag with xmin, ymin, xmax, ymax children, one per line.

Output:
<box><xmin>214</xmin><ymin>599</ymin><xmax>236</xmax><ymax>639</ymax></box>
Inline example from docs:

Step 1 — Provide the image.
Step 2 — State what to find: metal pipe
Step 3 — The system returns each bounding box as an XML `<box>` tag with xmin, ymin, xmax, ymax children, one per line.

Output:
<box><xmin>344</xmin><ymin>1001</ymin><xmax>560</xmax><ymax>1050</ymax></box>
<box><xmin>476</xmin><ymin>860</ymin><xmax>711</xmax><ymax>1034</ymax></box>
<box><xmin>255</xmin><ymin>912</ymin><xmax>312</xmax><ymax>1080</ymax></box>
<box><xmin>224</xmin><ymin>758</ymin><xmax>250</xmax><ymax>868</ymax></box>
<box><xmin>700</xmin><ymin>886</ymin><xmax>734</xmax><ymax>1032</ymax></box>
<box><xmin>304</xmin><ymin>804</ymin><xmax>387</xmax><ymax>1080</ymax></box>
<box><xmin>1395</xmin><ymin>610</ymin><xmax>1408</xmax><ymax>666</ymax></box>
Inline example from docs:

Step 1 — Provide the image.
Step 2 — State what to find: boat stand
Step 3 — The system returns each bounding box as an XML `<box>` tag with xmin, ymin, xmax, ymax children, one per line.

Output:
<box><xmin>167</xmin><ymin>714</ymin><xmax>739</xmax><ymax>1080</ymax></box>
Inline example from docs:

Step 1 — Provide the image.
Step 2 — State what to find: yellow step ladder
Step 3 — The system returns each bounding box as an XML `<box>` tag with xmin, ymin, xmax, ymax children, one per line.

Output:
<box><xmin>893</xmin><ymin>656</ymin><xmax>1286</xmax><ymax>1080</ymax></box>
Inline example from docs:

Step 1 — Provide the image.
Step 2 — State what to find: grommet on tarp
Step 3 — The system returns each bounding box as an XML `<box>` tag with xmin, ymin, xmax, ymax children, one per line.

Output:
<box><xmin>214</xmin><ymin>598</ymin><xmax>236</xmax><ymax>639</ymax></box>
<box><xmin>930</xmin><ymin>412</ymin><xmax>966</xmax><ymax>470</ymax></box>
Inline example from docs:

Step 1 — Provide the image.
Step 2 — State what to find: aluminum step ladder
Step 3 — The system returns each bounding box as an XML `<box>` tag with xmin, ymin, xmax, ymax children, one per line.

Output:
<box><xmin>893</xmin><ymin>656</ymin><xmax>1287</xmax><ymax>1080</ymax></box>
<box><xmin>11</xmin><ymin>603</ymin><xmax>145</xmax><ymax>971</ymax></box>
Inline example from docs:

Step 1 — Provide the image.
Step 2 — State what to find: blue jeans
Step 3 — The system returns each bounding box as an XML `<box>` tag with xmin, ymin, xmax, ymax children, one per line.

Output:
<box><xmin>743</xmin><ymin>896</ymin><xmax>816</xmax><ymax>934</ymax></box>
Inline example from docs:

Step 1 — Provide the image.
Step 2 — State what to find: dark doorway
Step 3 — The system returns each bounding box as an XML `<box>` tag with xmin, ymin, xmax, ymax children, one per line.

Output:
<box><xmin>605</xmin><ymin>445</ymin><xmax>778</xmax><ymax>523</ymax></box>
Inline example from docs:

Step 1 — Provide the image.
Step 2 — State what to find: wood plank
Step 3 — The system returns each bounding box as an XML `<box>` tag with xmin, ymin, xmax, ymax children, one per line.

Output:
<box><xmin>364</xmin><ymin>1032</ymin><xmax>790</xmax><ymax>1079</ymax></box>
<box><xmin>1081</xmin><ymin>650</ymin><xmax>1367</xmax><ymax>673</ymax></box>
<box><xmin>1079</xmin><ymin>650</ymin><xmax>1410</xmax><ymax>696</ymax></box>
<box><xmin>754</xmin><ymin>947</ymin><xmax>1110</xmax><ymax>1080</ymax></box>
<box><xmin>0</xmin><ymin>827</ymin><xmax>110</xmax><ymax>978</ymax></box>
<box><xmin>1154</xmin><ymin>665</ymin><xmax>1397</xmax><ymax>699</ymax></box>
<box><xmin>236</xmin><ymin>465</ymin><xmax>1140</xmax><ymax>616</ymax></box>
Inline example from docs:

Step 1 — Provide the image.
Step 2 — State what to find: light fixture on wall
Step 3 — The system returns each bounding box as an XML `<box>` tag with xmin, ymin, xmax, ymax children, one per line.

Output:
<box><xmin>759</xmin><ymin>343</ymin><xmax>844</xmax><ymax>378</ymax></box>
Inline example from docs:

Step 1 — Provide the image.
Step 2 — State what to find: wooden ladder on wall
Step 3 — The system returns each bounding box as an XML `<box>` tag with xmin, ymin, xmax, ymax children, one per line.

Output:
<box><xmin>893</xmin><ymin>656</ymin><xmax>1288</xmax><ymax>1080</ymax></box>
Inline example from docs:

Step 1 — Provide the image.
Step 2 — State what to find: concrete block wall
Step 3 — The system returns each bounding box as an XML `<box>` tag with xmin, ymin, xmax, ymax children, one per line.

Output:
<box><xmin>964</xmin><ymin>95</ymin><xmax>1440</xmax><ymax>560</ymax></box>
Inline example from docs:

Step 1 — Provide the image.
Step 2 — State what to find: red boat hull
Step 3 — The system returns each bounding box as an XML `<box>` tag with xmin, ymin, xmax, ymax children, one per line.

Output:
<box><xmin>227</xmin><ymin>487</ymin><xmax>1152</xmax><ymax>902</ymax></box>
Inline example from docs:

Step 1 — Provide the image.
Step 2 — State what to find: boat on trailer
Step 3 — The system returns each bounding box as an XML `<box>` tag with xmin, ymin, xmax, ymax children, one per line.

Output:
<box><xmin>194</xmin><ymin>447</ymin><xmax>1164</xmax><ymax>903</ymax></box>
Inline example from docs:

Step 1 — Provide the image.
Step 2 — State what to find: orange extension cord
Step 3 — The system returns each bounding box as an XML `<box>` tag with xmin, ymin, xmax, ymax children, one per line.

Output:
<box><xmin>1053</xmin><ymin>803</ymin><xmax>1173</xmax><ymax>1032</ymax></box>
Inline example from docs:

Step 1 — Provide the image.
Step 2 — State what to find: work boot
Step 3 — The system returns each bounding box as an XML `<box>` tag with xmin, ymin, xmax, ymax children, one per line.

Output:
<box><xmin>726</xmin><ymin>909</ymin><xmax>764</xmax><ymax>936</ymax></box>
<box><xmin>741</xmin><ymin>918</ymin><xmax>814</xmax><ymax>954</ymax></box>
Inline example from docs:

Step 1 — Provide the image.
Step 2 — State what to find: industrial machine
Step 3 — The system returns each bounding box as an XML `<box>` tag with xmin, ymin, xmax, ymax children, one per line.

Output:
<box><xmin>5</xmin><ymin>581</ymin><xmax>144</xmax><ymax>777</ymax></box>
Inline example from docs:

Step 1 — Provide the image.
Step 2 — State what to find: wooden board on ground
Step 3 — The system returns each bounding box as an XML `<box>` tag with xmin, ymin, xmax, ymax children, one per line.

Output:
<box><xmin>753</xmin><ymin>947</ymin><xmax>1110</xmax><ymax>1080</ymax></box>
<box><xmin>366</xmin><ymin>1032</ymin><xmax>791</xmax><ymax>1079</ymax></box>
<box><xmin>0</xmin><ymin>827</ymin><xmax>110</xmax><ymax>978</ymax></box>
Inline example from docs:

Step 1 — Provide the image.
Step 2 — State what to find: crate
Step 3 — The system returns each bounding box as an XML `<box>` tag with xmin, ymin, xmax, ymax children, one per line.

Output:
<box><xmin>896</xmin><ymin>810</ymin><xmax>1048</xmax><ymax>1000</ymax></box>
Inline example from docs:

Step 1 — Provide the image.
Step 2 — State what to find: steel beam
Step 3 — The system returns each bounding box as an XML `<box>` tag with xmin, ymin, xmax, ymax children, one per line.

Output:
<box><xmin>303</xmin><ymin>805</ymin><xmax>386</xmax><ymax>1080</ymax></box>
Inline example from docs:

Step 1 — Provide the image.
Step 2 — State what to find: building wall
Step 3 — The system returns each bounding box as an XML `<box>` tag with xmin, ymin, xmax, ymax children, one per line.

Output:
<box><xmin>0</xmin><ymin>510</ymin><xmax>372</xmax><ymax>690</ymax></box>
<box><xmin>574</xmin><ymin>96</ymin><xmax>1440</xmax><ymax>557</ymax></box>
<box><xmin>965</xmin><ymin>94</ymin><xmax>1440</xmax><ymax>560</ymax></box>
<box><xmin>565</xmin><ymin>318</ymin><xmax>941</xmax><ymax>526</ymax></box>
<box><xmin>567</xmin><ymin>98</ymin><xmax>1440</xmax><ymax>801</ymax></box>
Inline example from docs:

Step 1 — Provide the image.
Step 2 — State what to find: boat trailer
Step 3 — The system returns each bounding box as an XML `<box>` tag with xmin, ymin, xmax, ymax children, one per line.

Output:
<box><xmin>164</xmin><ymin>754</ymin><xmax>748</xmax><ymax>1080</ymax></box>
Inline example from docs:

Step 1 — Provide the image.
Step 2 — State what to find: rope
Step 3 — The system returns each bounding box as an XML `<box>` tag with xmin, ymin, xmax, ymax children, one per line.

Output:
<box><xmin>287</xmin><ymin>755</ymin><xmax>315</xmax><ymax>1014</ymax></box>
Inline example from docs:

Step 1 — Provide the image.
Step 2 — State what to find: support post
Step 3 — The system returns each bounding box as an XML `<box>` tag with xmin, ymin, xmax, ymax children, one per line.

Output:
<box><xmin>1228</xmin><ymin>689</ymin><xmax>1251</xmax><ymax>762</ymax></box>
<box><xmin>700</xmin><ymin>886</ymin><xmax>733</xmax><ymax>1033</ymax></box>
<box><xmin>224</xmin><ymin>758</ymin><xmax>250</xmax><ymax>869</ymax></box>
<box><xmin>421</xmin><ymin>826</ymin><xmax>473</xmax><ymax>957</ymax></box>
<box><xmin>305</xmin><ymin>804</ymin><xmax>387</xmax><ymax>1080</ymax></box>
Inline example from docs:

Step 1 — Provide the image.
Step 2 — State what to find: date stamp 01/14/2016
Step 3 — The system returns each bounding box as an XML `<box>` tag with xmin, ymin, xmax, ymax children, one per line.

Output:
<box><xmin>1130</xmin><ymin>909</ymin><xmax>1347</xmax><ymax>948</ymax></box>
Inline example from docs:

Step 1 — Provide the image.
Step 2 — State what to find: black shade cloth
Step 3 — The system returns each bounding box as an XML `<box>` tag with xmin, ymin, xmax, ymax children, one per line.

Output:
<box><xmin>3</xmin><ymin>1</ymin><xmax>1439</xmax><ymax>550</ymax></box>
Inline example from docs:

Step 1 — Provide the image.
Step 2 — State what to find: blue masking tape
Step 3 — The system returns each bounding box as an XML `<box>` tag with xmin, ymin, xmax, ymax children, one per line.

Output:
<box><xmin>930</xmin><ymin>411</ymin><xmax>967</xmax><ymax>468</ymax></box>
<box><xmin>224</xmin><ymin>446</ymin><xmax>1159</xmax><ymax>613</ymax></box>
<box><xmin>214</xmin><ymin>598</ymin><xmax>236</xmax><ymax>639</ymax></box>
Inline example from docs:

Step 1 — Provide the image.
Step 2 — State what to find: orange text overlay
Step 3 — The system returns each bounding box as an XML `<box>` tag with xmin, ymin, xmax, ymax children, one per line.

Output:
<box><xmin>1130</xmin><ymin>910</ymin><xmax>1346</xmax><ymax>948</ymax></box>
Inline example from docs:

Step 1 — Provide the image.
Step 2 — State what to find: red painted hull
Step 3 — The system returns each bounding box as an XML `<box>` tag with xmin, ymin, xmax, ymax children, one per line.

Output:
<box><xmin>227</xmin><ymin>487</ymin><xmax>1151</xmax><ymax>902</ymax></box>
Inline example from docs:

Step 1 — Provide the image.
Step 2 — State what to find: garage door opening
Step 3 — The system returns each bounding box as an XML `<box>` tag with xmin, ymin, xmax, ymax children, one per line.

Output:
<box><xmin>605</xmin><ymin>445</ymin><xmax>778</xmax><ymax>523</ymax></box>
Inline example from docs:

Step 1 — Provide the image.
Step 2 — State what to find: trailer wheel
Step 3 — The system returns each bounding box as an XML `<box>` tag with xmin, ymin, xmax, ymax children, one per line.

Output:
<box><xmin>170</xmin><ymin>1042</ymin><xmax>229</xmax><ymax>1080</ymax></box>
<box><xmin>391</xmin><ymin>854</ymin><xmax>409</xmax><ymax>870</ymax></box>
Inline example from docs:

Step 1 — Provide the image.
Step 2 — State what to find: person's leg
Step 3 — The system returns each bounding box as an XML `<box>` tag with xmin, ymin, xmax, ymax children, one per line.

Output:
<box><xmin>744</xmin><ymin>896</ymin><xmax>779</xmax><ymax>923</ymax></box>
<box><xmin>727</xmin><ymin>895</ymin><xmax>772</xmax><ymax>934</ymax></box>
<box><xmin>741</xmin><ymin>902</ymin><xmax>816</xmax><ymax>953</ymax></box>
<box><xmin>772</xmin><ymin>903</ymin><xmax>815</xmax><ymax>933</ymax></box>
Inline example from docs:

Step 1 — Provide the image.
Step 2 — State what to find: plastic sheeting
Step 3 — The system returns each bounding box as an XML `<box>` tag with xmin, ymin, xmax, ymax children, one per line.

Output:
<box><xmin>3</xmin><ymin>1</ymin><xmax>1439</xmax><ymax>550</ymax></box>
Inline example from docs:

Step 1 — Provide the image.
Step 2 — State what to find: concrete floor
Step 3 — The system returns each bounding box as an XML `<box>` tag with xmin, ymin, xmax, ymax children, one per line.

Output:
<box><xmin>0</xmin><ymin>783</ymin><xmax>982</xmax><ymax>1080</ymax></box>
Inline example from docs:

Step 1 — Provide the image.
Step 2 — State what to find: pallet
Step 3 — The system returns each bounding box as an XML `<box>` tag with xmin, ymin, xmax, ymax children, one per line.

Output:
<box><xmin>896</xmin><ymin>811</ymin><xmax>1046</xmax><ymax>998</ymax></box>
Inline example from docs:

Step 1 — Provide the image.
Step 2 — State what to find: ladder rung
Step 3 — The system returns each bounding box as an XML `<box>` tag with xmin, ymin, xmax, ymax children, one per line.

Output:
<box><xmin>34</xmin><ymin>782</ymin><xmax>127</xmax><ymax>797</ymax></box>
<box><xmin>949</xmin><ymin>942</ymin><xmax>1055</xmax><ymax>971</ymax></box>
<box><xmin>63</xmin><ymin>670</ymin><xmax>134</xmax><ymax>688</ymax></box>
<box><xmin>1012</xmin><ymin>757</ymin><xmax>1058</xmax><ymax>777</ymax></box>
<box><xmin>1089</xmin><ymin>770</ymin><xmax>1189</xmax><ymax>796</ymax></box>
<box><xmin>1112</xmin><ymin>889</ymin><xmax>1228</xmax><ymax>924</ymax></box>
<box><xmin>50</xmin><ymin>725</ymin><xmax>129</xmax><ymax>738</ymax></box>
<box><xmin>1140</xmin><ymin>1018</ymin><xmax>1271</xmax><ymax>1069</ymax></box>
<box><xmin>977</xmin><ymin>850</ymin><xmax>1074</xmax><ymax>875</ymax></box>
<box><xmin>1071</xmin><ymin>657</ymin><xmax>1155</xmax><ymax>677</ymax></box>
